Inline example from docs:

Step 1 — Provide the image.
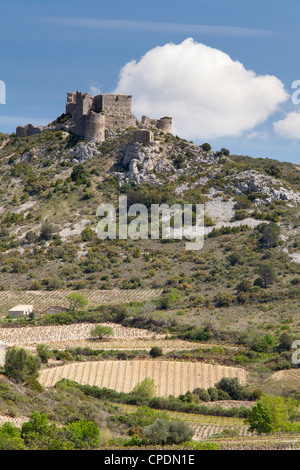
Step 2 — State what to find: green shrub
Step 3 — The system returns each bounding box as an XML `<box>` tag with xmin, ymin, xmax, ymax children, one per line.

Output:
<box><xmin>0</xmin><ymin>423</ymin><xmax>25</xmax><ymax>450</ymax></box>
<box><xmin>149</xmin><ymin>346</ymin><xmax>163</xmax><ymax>358</ymax></box>
<box><xmin>193</xmin><ymin>388</ymin><xmax>210</xmax><ymax>402</ymax></box>
<box><xmin>90</xmin><ymin>325</ymin><xmax>114</xmax><ymax>340</ymax></box>
<box><xmin>40</xmin><ymin>222</ymin><xmax>55</xmax><ymax>241</ymax></box>
<box><xmin>215</xmin><ymin>377</ymin><xmax>244</xmax><ymax>400</ymax></box>
<box><xmin>4</xmin><ymin>348</ymin><xmax>40</xmax><ymax>383</ymax></box>
<box><xmin>144</xmin><ymin>418</ymin><xmax>193</xmax><ymax>445</ymax></box>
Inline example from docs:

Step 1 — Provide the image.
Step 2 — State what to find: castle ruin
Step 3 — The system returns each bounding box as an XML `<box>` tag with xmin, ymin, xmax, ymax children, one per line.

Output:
<box><xmin>16</xmin><ymin>91</ymin><xmax>172</xmax><ymax>143</ymax></box>
<box><xmin>65</xmin><ymin>91</ymin><xmax>172</xmax><ymax>142</ymax></box>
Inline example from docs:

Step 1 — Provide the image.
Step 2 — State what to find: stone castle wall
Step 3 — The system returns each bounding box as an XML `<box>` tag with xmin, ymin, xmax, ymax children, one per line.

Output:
<box><xmin>66</xmin><ymin>92</ymin><xmax>136</xmax><ymax>142</ymax></box>
<box><xmin>156</xmin><ymin>117</ymin><xmax>172</xmax><ymax>133</ymax></box>
<box><xmin>100</xmin><ymin>94</ymin><xmax>132</xmax><ymax>115</ymax></box>
<box><xmin>16</xmin><ymin>90</ymin><xmax>172</xmax><ymax>143</ymax></box>
<box><xmin>16</xmin><ymin>123</ymin><xmax>43</xmax><ymax>138</ymax></box>
<box><xmin>141</xmin><ymin>115</ymin><xmax>172</xmax><ymax>134</ymax></box>
<box><xmin>83</xmin><ymin>112</ymin><xmax>106</xmax><ymax>142</ymax></box>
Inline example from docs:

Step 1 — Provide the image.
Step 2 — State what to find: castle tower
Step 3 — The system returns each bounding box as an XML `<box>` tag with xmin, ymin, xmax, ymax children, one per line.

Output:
<box><xmin>72</xmin><ymin>92</ymin><xmax>92</xmax><ymax>123</ymax></box>
<box><xmin>66</xmin><ymin>92</ymin><xmax>77</xmax><ymax>115</ymax></box>
<box><xmin>156</xmin><ymin>117</ymin><xmax>172</xmax><ymax>133</ymax></box>
<box><xmin>63</xmin><ymin>90</ymin><xmax>172</xmax><ymax>142</ymax></box>
<box><xmin>83</xmin><ymin>112</ymin><xmax>106</xmax><ymax>142</ymax></box>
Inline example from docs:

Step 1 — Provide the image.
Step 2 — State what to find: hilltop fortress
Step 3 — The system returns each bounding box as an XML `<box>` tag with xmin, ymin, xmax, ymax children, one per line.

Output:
<box><xmin>16</xmin><ymin>91</ymin><xmax>172</xmax><ymax>143</ymax></box>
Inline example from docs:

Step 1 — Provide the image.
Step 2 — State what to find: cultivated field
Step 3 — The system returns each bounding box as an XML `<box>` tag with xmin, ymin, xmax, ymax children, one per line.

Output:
<box><xmin>118</xmin><ymin>403</ymin><xmax>253</xmax><ymax>439</ymax></box>
<box><xmin>38</xmin><ymin>359</ymin><xmax>248</xmax><ymax>396</ymax></box>
<box><xmin>0</xmin><ymin>321</ymin><xmax>227</xmax><ymax>353</ymax></box>
<box><xmin>117</xmin><ymin>404</ymin><xmax>300</xmax><ymax>449</ymax></box>
<box><xmin>0</xmin><ymin>322</ymin><xmax>165</xmax><ymax>348</ymax></box>
<box><xmin>0</xmin><ymin>288</ymin><xmax>163</xmax><ymax>315</ymax></box>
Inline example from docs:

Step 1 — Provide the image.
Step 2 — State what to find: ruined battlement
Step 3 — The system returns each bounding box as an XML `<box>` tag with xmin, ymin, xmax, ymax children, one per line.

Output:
<box><xmin>141</xmin><ymin>115</ymin><xmax>172</xmax><ymax>134</ymax></box>
<box><xmin>16</xmin><ymin>90</ymin><xmax>172</xmax><ymax>142</ymax></box>
<box><xmin>65</xmin><ymin>91</ymin><xmax>172</xmax><ymax>142</ymax></box>
<box><xmin>66</xmin><ymin>92</ymin><xmax>133</xmax><ymax>118</ymax></box>
<box><xmin>65</xmin><ymin>91</ymin><xmax>137</xmax><ymax>141</ymax></box>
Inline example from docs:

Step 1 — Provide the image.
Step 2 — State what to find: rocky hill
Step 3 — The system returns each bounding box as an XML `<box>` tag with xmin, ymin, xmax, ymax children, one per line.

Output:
<box><xmin>0</xmin><ymin>120</ymin><xmax>299</xmax><ymax>339</ymax></box>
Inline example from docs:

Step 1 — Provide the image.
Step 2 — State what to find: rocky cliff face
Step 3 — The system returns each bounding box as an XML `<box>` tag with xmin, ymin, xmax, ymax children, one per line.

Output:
<box><xmin>116</xmin><ymin>142</ymin><xmax>174</xmax><ymax>185</ymax></box>
<box><xmin>57</xmin><ymin>134</ymin><xmax>300</xmax><ymax>210</ymax></box>
<box><xmin>230</xmin><ymin>170</ymin><xmax>300</xmax><ymax>205</ymax></box>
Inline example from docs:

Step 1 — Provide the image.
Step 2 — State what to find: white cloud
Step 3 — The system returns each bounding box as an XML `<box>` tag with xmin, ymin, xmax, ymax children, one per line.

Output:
<box><xmin>44</xmin><ymin>17</ymin><xmax>278</xmax><ymax>38</ymax></box>
<box><xmin>89</xmin><ymin>82</ymin><xmax>102</xmax><ymax>96</ymax></box>
<box><xmin>273</xmin><ymin>111</ymin><xmax>300</xmax><ymax>139</ymax></box>
<box><xmin>114</xmin><ymin>38</ymin><xmax>289</xmax><ymax>140</ymax></box>
<box><xmin>247</xmin><ymin>130</ymin><xmax>269</xmax><ymax>140</ymax></box>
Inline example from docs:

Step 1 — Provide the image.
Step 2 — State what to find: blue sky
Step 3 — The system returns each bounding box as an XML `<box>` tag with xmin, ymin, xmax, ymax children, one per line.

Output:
<box><xmin>1</xmin><ymin>0</ymin><xmax>300</xmax><ymax>164</ymax></box>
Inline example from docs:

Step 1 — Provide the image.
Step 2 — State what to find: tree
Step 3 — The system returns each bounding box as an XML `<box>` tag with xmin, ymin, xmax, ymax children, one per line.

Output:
<box><xmin>260</xmin><ymin>395</ymin><xmax>298</xmax><ymax>432</ymax></box>
<box><xmin>227</xmin><ymin>252</ymin><xmax>242</xmax><ymax>266</ymax></box>
<box><xmin>21</xmin><ymin>412</ymin><xmax>99</xmax><ymax>450</ymax></box>
<box><xmin>71</xmin><ymin>164</ymin><xmax>89</xmax><ymax>185</ymax></box>
<box><xmin>144</xmin><ymin>418</ymin><xmax>193</xmax><ymax>445</ymax></box>
<box><xmin>66</xmin><ymin>419</ymin><xmax>100</xmax><ymax>450</ymax></box>
<box><xmin>90</xmin><ymin>325</ymin><xmax>114</xmax><ymax>340</ymax></box>
<box><xmin>258</xmin><ymin>222</ymin><xmax>279</xmax><ymax>248</ymax></box>
<box><xmin>0</xmin><ymin>423</ymin><xmax>25</xmax><ymax>450</ymax></box>
<box><xmin>167</xmin><ymin>420</ymin><xmax>194</xmax><ymax>444</ymax></box>
<box><xmin>246</xmin><ymin>395</ymin><xmax>298</xmax><ymax>434</ymax></box>
<box><xmin>132</xmin><ymin>378</ymin><xmax>156</xmax><ymax>400</ymax></box>
<box><xmin>201</xmin><ymin>143</ymin><xmax>211</xmax><ymax>152</ymax></box>
<box><xmin>250</xmin><ymin>334</ymin><xmax>275</xmax><ymax>353</ymax></box>
<box><xmin>149</xmin><ymin>346</ymin><xmax>163</xmax><ymax>358</ymax></box>
<box><xmin>246</xmin><ymin>402</ymin><xmax>274</xmax><ymax>434</ymax></box>
<box><xmin>277</xmin><ymin>332</ymin><xmax>293</xmax><ymax>352</ymax></box>
<box><xmin>81</xmin><ymin>226</ymin><xmax>94</xmax><ymax>242</ymax></box>
<box><xmin>250</xmin><ymin>333</ymin><xmax>275</xmax><ymax>353</ymax></box>
<box><xmin>5</xmin><ymin>347</ymin><xmax>40</xmax><ymax>382</ymax></box>
<box><xmin>257</xmin><ymin>264</ymin><xmax>277</xmax><ymax>288</ymax></box>
<box><xmin>220</xmin><ymin>148</ymin><xmax>230</xmax><ymax>156</ymax></box>
<box><xmin>215</xmin><ymin>377</ymin><xmax>244</xmax><ymax>400</ymax></box>
<box><xmin>157</xmin><ymin>291</ymin><xmax>180</xmax><ymax>310</ymax></box>
<box><xmin>193</xmin><ymin>388</ymin><xmax>210</xmax><ymax>402</ymax></box>
<box><xmin>144</xmin><ymin>418</ymin><xmax>169</xmax><ymax>445</ymax></box>
<box><xmin>66</xmin><ymin>293</ymin><xmax>88</xmax><ymax>311</ymax></box>
<box><xmin>265</xmin><ymin>164</ymin><xmax>282</xmax><ymax>179</ymax></box>
<box><xmin>36</xmin><ymin>344</ymin><xmax>51</xmax><ymax>364</ymax></box>
<box><xmin>21</xmin><ymin>412</ymin><xmax>62</xmax><ymax>450</ymax></box>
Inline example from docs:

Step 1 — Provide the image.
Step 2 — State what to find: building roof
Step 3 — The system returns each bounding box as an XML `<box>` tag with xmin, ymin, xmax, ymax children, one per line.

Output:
<box><xmin>9</xmin><ymin>305</ymin><xmax>34</xmax><ymax>311</ymax></box>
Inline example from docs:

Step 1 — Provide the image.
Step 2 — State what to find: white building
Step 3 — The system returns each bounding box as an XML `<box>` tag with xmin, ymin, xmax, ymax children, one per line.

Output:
<box><xmin>8</xmin><ymin>305</ymin><xmax>34</xmax><ymax>318</ymax></box>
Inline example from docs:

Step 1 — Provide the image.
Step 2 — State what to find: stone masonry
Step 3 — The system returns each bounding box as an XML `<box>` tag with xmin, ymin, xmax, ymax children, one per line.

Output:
<box><xmin>16</xmin><ymin>91</ymin><xmax>172</xmax><ymax>143</ymax></box>
<box><xmin>66</xmin><ymin>91</ymin><xmax>172</xmax><ymax>142</ymax></box>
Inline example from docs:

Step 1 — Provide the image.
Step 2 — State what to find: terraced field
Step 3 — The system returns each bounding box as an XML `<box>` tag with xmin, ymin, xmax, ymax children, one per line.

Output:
<box><xmin>0</xmin><ymin>288</ymin><xmax>163</xmax><ymax>315</ymax></box>
<box><xmin>118</xmin><ymin>403</ymin><xmax>253</xmax><ymax>439</ymax></box>
<box><xmin>117</xmin><ymin>404</ymin><xmax>300</xmax><ymax>449</ymax></box>
<box><xmin>0</xmin><ymin>322</ymin><xmax>164</xmax><ymax>348</ymax></box>
<box><xmin>38</xmin><ymin>359</ymin><xmax>248</xmax><ymax>396</ymax></box>
<box><xmin>0</xmin><ymin>321</ymin><xmax>231</xmax><ymax>353</ymax></box>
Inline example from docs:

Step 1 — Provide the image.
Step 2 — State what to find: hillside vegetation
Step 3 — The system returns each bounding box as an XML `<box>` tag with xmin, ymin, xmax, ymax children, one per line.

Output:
<box><xmin>0</xmin><ymin>122</ymin><xmax>299</xmax><ymax>450</ymax></box>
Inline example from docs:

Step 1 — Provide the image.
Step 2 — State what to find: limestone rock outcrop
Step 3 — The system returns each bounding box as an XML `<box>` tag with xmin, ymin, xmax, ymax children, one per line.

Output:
<box><xmin>230</xmin><ymin>170</ymin><xmax>300</xmax><ymax>204</ymax></box>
